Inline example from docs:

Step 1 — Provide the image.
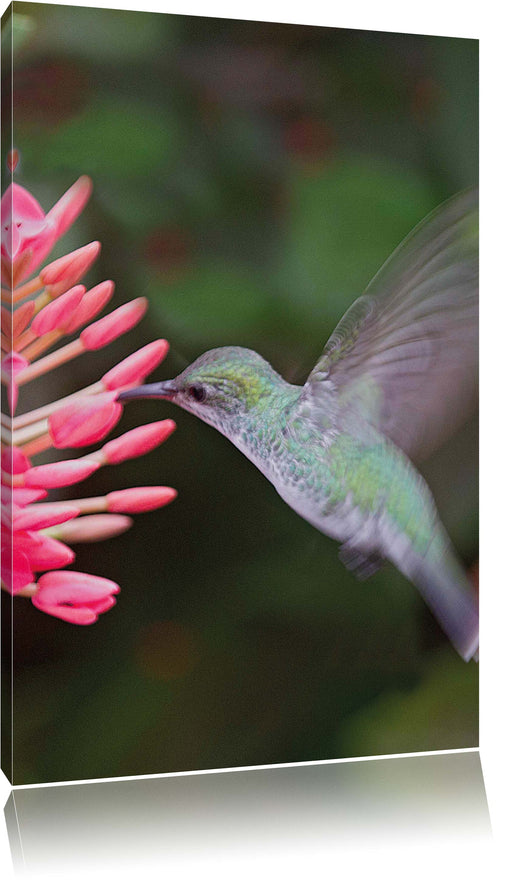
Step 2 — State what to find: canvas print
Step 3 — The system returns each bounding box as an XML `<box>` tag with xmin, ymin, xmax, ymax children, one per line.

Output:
<box><xmin>1</xmin><ymin>3</ymin><xmax>478</xmax><ymax>785</ymax></box>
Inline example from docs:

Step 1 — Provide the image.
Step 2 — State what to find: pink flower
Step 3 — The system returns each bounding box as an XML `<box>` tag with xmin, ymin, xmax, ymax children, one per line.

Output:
<box><xmin>1</xmin><ymin>176</ymin><xmax>92</xmax><ymax>287</ymax></box>
<box><xmin>1</xmin><ymin>161</ymin><xmax>176</xmax><ymax>624</ymax></box>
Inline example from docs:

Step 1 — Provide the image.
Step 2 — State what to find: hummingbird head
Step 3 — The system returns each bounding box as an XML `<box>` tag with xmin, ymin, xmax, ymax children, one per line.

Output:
<box><xmin>118</xmin><ymin>346</ymin><xmax>288</xmax><ymax>435</ymax></box>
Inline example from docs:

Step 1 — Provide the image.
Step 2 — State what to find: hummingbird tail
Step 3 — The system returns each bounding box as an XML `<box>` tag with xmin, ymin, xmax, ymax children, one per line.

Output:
<box><xmin>404</xmin><ymin>544</ymin><xmax>479</xmax><ymax>662</ymax></box>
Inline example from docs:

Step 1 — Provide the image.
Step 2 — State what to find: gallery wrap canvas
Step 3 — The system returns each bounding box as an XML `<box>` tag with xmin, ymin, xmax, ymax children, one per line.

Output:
<box><xmin>1</xmin><ymin>2</ymin><xmax>478</xmax><ymax>786</ymax></box>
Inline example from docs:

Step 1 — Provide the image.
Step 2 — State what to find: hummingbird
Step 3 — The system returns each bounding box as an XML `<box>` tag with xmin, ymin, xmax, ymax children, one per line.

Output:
<box><xmin>119</xmin><ymin>190</ymin><xmax>478</xmax><ymax>661</ymax></box>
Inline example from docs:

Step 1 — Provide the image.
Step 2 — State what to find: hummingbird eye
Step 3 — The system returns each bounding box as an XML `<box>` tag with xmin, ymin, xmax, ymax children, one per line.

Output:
<box><xmin>189</xmin><ymin>384</ymin><xmax>207</xmax><ymax>403</ymax></box>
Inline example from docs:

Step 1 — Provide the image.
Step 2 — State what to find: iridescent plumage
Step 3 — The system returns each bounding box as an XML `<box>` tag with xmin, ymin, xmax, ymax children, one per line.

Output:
<box><xmin>120</xmin><ymin>190</ymin><xmax>479</xmax><ymax>661</ymax></box>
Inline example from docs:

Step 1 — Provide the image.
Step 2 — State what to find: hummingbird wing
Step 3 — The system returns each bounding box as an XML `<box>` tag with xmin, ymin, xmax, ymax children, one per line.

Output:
<box><xmin>302</xmin><ymin>189</ymin><xmax>478</xmax><ymax>462</ymax></box>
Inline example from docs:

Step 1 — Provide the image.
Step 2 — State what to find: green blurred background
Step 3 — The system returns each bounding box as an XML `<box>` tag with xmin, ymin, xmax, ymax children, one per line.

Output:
<box><xmin>2</xmin><ymin>3</ymin><xmax>478</xmax><ymax>784</ymax></box>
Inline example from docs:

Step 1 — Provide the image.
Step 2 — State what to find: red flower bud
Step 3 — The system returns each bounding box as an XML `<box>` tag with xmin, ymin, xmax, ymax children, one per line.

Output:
<box><xmin>49</xmin><ymin>393</ymin><xmax>122</xmax><ymax>448</ymax></box>
<box><xmin>2</xmin><ymin>351</ymin><xmax>29</xmax><ymax>412</ymax></box>
<box><xmin>80</xmin><ymin>298</ymin><xmax>147</xmax><ymax>351</ymax></box>
<box><xmin>101</xmin><ymin>339</ymin><xmax>169</xmax><ymax>389</ymax></box>
<box><xmin>2</xmin><ymin>300</ymin><xmax>35</xmax><ymax>339</ymax></box>
<box><xmin>31</xmin><ymin>285</ymin><xmax>85</xmax><ymax>336</ymax></box>
<box><xmin>26</xmin><ymin>535</ymin><xmax>75</xmax><ymax>570</ymax></box>
<box><xmin>46</xmin><ymin>176</ymin><xmax>92</xmax><ymax>241</ymax></box>
<box><xmin>64</xmin><ymin>280</ymin><xmax>114</xmax><ymax>334</ymax></box>
<box><xmin>1</xmin><ymin>445</ymin><xmax>31</xmax><ymax>475</ymax></box>
<box><xmin>40</xmin><ymin>241</ymin><xmax>100</xmax><ymax>295</ymax></box>
<box><xmin>32</xmin><ymin>570</ymin><xmax>120</xmax><ymax>625</ymax></box>
<box><xmin>1</xmin><ymin>543</ymin><xmax>34</xmax><ymax>594</ymax></box>
<box><xmin>11</xmin><ymin>488</ymin><xmax>48</xmax><ymax>506</ymax></box>
<box><xmin>101</xmin><ymin>420</ymin><xmax>175</xmax><ymax>465</ymax></box>
<box><xmin>14</xmin><ymin>503</ymin><xmax>80</xmax><ymax>532</ymax></box>
<box><xmin>23</xmin><ymin>458</ymin><xmax>100</xmax><ymax>489</ymax></box>
<box><xmin>106</xmin><ymin>486</ymin><xmax>177</xmax><ymax>513</ymax></box>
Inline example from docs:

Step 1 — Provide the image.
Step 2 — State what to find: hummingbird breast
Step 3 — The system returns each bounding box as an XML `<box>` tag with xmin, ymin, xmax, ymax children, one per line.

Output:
<box><xmin>242</xmin><ymin>405</ymin><xmax>439</xmax><ymax>568</ymax></box>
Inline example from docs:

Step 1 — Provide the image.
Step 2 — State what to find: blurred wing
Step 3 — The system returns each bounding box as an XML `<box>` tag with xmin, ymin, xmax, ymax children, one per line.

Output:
<box><xmin>303</xmin><ymin>190</ymin><xmax>478</xmax><ymax>462</ymax></box>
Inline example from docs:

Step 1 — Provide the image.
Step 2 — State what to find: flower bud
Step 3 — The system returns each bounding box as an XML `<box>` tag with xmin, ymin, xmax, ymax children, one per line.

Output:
<box><xmin>31</xmin><ymin>285</ymin><xmax>85</xmax><ymax>336</ymax></box>
<box><xmin>40</xmin><ymin>241</ymin><xmax>101</xmax><ymax>295</ymax></box>
<box><xmin>32</xmin><ymin>570</ymin><xmax>120</xmax><ymax>625</ymax></box>
<box><xmin>46</xmin><ymin>176</ymin><xmax>92</xmax><ymax>240</ymax></box>
<box><xmin>12</xmin><ymin>488</ymin><xmax>47</xmax><ymax>506</ymax></box>
<box><xmin>7</xmin><ymin>149</ymin><xmax>19</xmax><ymax>173</ymax></box>
<box><xmin>80</xmin><ymin>298</ymin><xmax>147</xmax><ymax>351</ymax></box>
<box><xmin>106</xmin><ymin>486</ymin><xmax>177</xmax><ymax>513</ymax></box>
<box><xmin>23</xmin><ymin>458</ymin><xmax>100</xmax><ymax>489</ymax></box>
<box><xmin>1</xmin><ymin>445</ymin><xmax>31</xmax><ymax>474</ymax></box>
<box><xmin>101</xmin><ymin>420</ymin><xmax>175</xmax><ymax>465</ymax></box>
<box><xmin>101</xmin><ymin>339</ymin><xmax>169</xmax><ymax>389</ymax></box>
<box><xmin>64</xmin><ymin>280</ymin><xmax>114</xmax><ymax>334</ymax></box>
<box><xmin>14</xmin><ymin>503</ymin><xmax>80</xmax><ymax>532</ymax></box>
<box><xmin>49</xmin><ymin>392</ymin><xmax>122</xmax><ymax>448</ymax></box>
<box><xmin>1</xmin><ymin>486</ymin><xmax>47</xmax><ymax>508</ymax></box>
<box><xmin>3</xmin><ymin>300</ymin><xmax>35</xmax><ymax>339</ymax></box>
<box><xmin>26</xmin><ymin>535</ymin><xmax>75</xmax><ymax>570</ymax></box>
<box><xmin>2</xmin><ymin>351</ymin><xmax>29</xmax><ymax>412</ymax></box>
<box><xmin>55</xmin><ymin>514</ymin><xmax>133</xmax><ymax>543</ymax></box>
<box><xmin>1</xmin><ymin>544</ymin><xmax>34</xmax><ymax>594</ymax></box>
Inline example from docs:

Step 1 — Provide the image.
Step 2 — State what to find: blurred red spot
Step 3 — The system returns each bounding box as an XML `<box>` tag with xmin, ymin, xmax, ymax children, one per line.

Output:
<box><xmin>411</xmin><ymin>78</ymin><xmax>444</xmax><ymax>125</ymax></box>
<box><xmin>144</xmin><ymin>227</ymin><xmax>192</xmax><ymax>277</ymax></box>
<box><xmin>284</xmin><ymin>115</ymin><xmax>335</xmax><ymax>163</ymax></box>
<box><xmin>12</xmin><ymin>60</ymin><xmax>90</xmax><ymax>128</ymax></box>
<box><xmin>135</xmin><ymin>621</ymin><xmax>200</xmax><ymax>681</ymax></box>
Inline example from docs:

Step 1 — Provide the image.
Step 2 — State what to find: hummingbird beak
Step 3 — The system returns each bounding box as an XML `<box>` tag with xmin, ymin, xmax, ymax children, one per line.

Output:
<box><xmin>117</xmin><ymin>381</ymin><xmax>178</xmax><ymax>403</ymax></box>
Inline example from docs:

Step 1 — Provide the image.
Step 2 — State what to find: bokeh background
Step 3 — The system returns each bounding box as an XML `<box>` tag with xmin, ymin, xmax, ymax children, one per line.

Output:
<box><xmin>2</xmin><ymin>2</ymin><xmax>478</xmax><ymax>784</ymax></box>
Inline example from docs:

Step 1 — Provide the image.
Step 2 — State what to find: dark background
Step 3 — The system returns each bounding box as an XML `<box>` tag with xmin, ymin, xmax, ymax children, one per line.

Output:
<box><xmin>2</xmin><ymin>2</ymin><xmax>478</xmax><ymax>784</ymax></box>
